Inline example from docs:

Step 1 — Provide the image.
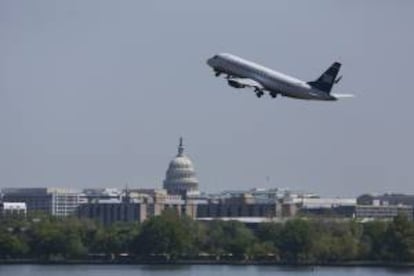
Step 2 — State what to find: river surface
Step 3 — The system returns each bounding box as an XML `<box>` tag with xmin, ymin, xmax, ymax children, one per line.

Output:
<box><xmin>0</xmin><ymin>265</ymin><xmax>413</xmax><ymax>276</ymax></box>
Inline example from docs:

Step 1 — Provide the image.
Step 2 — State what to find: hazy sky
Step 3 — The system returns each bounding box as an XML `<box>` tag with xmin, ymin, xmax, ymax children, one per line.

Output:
<box><xmin>1</xmin><ymin>0</ymin><xmax>414</xmax><ymax>196</ymax></box>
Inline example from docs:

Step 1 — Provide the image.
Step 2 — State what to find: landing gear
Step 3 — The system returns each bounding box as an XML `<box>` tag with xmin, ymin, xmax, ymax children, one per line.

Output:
<box><xmin>256</xmin><ymin>91</ymin><xmax>264</xmax><ymax>98</ymax></box>
<box><xmin>255</xmin><ymin>88</ymin><xmax>264</xmax><ymax>98</ymax></box>
<box><xmin>270</xmin><ymin>92</ymin><xmax>277</xmax><ymax>98</ymax></box>
<box><xmin>215</xmin><ymin>71</ymin><xmax>221</xmax><ymax>77</ymax></box>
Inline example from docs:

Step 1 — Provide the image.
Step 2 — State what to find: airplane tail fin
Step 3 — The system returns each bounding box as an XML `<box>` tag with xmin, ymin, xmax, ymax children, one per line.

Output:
<box><xmin>307</xmin><ymin>62</ymin><xmax>341</xmax><ymax>94</ymax></box>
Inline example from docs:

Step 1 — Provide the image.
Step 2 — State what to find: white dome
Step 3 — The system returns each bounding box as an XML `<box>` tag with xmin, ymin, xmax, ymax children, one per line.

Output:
<box><xmin>163</xmin><ymin>138</ymin><xmax>199</xmax><ymax>196</ymax></box>
<box><xmin>168</xmin><ymin>156</ymin><xmax>194</xmax><ymax>168</ymax></box>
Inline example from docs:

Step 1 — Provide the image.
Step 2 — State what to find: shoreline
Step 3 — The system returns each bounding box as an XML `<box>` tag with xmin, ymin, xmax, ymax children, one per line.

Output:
<box><xmin>1</xmin><ymin>259</ymin><xmax>414</xmax><ymax>268</ymax></box>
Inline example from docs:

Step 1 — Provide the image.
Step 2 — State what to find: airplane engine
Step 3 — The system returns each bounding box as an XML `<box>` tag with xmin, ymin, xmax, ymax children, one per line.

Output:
<box><xmin>227</xmin><ymin>79</ymin><xmax>245</xmax><ymax>88</ymax></box>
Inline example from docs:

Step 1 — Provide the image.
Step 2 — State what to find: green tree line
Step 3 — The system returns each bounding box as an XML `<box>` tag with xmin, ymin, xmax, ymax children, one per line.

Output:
<box><xmin>1</xmin><ymin>211</ymin><xmax>413</xmax><ymax>263</ymax></box>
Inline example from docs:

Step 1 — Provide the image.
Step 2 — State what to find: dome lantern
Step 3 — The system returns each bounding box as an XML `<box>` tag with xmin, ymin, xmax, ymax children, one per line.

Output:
<box><xmin>177</xmin><ymin>137</ymin><xmax>184</xmax><ymax>157</ymax></box>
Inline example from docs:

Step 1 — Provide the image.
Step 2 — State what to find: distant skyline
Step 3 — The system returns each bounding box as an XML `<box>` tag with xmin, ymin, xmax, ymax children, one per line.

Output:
<box><xmin>1</xmin><ymin>1</ymin><xmax>414</xmax><ymax>197</ymax></box>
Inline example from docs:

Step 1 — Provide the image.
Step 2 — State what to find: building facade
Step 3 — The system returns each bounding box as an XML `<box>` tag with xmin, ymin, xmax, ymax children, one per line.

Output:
<box><xmin>0</xmin><ymin>202</ymin><xmax>27</xmax><ymax>217</ymax></box>
<box><xmin>76</xmin><ymin>200</ymin><xmax>147</xmax><ymax>226</ymax></box>
<box><xmin>196</xmin><ymin>193</ymin><xmax>280</xmax><ymax>219</ymax></box>
<box><xmin>2</xmin><ymin>188</ymin><xmax>83</xmax><ymax>217</ymax></box>
<box><xmin>358</xmin><ymin>193</ymin><xmax>414</xmax><ymax>207</ymax></box>
<box><xmin>355</xmin><ymin>204</ymin><xmax>413</xmax><ymax>221</ymax></box>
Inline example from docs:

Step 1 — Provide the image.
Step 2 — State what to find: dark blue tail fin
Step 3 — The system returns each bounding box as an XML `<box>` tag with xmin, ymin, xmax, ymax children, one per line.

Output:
<box><xmin>307</xmin><ymin>62</ymin><xmax>341</xmax><ymax>94</ymax></box>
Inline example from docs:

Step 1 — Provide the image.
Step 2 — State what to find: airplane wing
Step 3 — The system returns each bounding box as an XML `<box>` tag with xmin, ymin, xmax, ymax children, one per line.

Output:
<box><xmin>227</xmin><ymin>77</ymin><xmax>264</xmax><ymax>91</ymax></box>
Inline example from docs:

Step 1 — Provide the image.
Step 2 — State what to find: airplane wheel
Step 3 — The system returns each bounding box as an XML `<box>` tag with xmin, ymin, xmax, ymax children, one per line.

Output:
<box><xmin>256</xmin><ymin>92</ymin><xmax>263</xmax><ymax>98</ymax></box>
<box><xmin>270</xmin><ymin>93</ymin><xmax>277</xmax><ymax>98</ymax></box>
<box><xmin>215</xmin><ymin>71</ymin><xmax>221</xmax><ymax>77</ymax></box>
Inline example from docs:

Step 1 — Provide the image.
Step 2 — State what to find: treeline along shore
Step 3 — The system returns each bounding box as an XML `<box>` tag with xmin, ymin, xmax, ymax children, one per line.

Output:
<box><xmin>1</xmin><ymin>211</ymin><xmax>414</xmax><ymax>265</ymax></box>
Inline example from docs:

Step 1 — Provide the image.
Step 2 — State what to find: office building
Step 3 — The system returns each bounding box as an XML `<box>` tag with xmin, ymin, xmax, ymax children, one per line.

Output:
<box><xmin>76</xmin><ymin>199</ymin><xmax>147</xmax><ymax>226</ymax></box>
<box><xmin>2</xmin><ymin>187</ymin><xmax>83</xmax><ymax>217</ymax></box>
<box><xmin>0</xmin><ymin>202</ymin><xmax>27</xmax><ymax>217</ymax></box>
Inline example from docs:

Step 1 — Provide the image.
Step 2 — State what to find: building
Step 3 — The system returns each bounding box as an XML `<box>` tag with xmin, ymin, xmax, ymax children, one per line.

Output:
<box><xmin>2</xmin><ymin>188</ymin><xmax>83</xmax><ymax>217</ymax></box>
<box><xmin>0</xmin><ymin>202</ymin><xmax>27</xmax><ymax>217</ymax></box>
<box><xmin>149</xmin><ymin>189</ymin><xmax>186</xmax><ymax>216</ymax></box>
<box><xmin>299</xmin><ymin>205</ymin><xmax>356</xmax><ymax>218</ymax></box>
<box><xmin>76</xmin><ymin>199</ymin><xmax>147</xmax><ymax>226</ymax></box>
<box><xmin>199</xmin><ymin>188</ymin><xmax>321</xmax><ymax>219</ymax></box>
<box><xmin>358</xmin><ymin>193</ymin><xmax>414</xmax><ymax>207</ymax></box>
<box><xmin>2</xmin><ymin>188</ymin><xmax>52</xmax><ymax>214</ymax></box>
<box><xmin>129</xmin><ymin>188</ymin><xmax>185</xmax><ymax>217</ymax></box>
<box><xmin>129</xmin><ymin>188</ymin><xmax>200</xmax><ymax>218</ymax></box>
<box><xmin>196</xmin><ymin>193</ymin><xmax>280</xmax><ymax>219</ymax></box>
<box><xmin>51</xmin><ymin>188</ymin><xmax>85</xmax><ymax>217</ymax></box>
<box><xmin>76</xmin><ymin>188</ymin><xmax>201</xmax><ymax>225</ymax></box>
<box><xmin>298</xmin><ymin>197</ymin><xmax>356</xmax><ymax>209</ymax></box>
<box><xmin>296</xmin><ymin>197</ymin><xmax>357</xmax><ymax>218</ymax></box>
<box><xmin>357</xmin><ymin>193</ymin><xmax>414</xmax><ymax>220</ymax></box>
<box><xmin>82</xmin><ymin>188</ymin><xmax>122</xmax><ymax>203</ymax></box>
<box><xmin>163</xmin><ymin>138</ymin><xmax>199</xmax><ymax>197</ymax></box>
<box><xmin>355</xmin><ymin>204</ymin><xmax>413</xmax><ymax>221</ymax></box>
<box><xmin>76</xmin><ymin>201</ymin><xmax>145</xmax><ymax>225</ymax></box>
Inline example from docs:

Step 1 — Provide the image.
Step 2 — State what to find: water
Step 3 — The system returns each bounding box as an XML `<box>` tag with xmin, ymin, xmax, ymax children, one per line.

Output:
<box><xmin>0</xmin><ymin>265</ymin><xmax>413</xmax><ymax>276</ymax></box>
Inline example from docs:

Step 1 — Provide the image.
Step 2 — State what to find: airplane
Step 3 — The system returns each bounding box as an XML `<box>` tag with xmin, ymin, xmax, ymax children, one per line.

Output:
<box><xmin>206</xmin><ymin>53</ymin><xmax>354</xmax><ymax>101</ymax></box>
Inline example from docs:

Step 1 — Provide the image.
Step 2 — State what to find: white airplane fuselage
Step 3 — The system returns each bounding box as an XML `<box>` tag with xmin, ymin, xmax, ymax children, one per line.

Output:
<box><xmin>207</xmin><ymin>53</ymin><xmax>338</xmax><ymax>101</ymax></box>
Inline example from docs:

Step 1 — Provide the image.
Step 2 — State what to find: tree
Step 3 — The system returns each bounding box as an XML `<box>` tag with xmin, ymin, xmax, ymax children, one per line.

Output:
<box><xmin>0</xmin><ymin>231</ymin><xmax>28</xmax><ymax>258</ymax></box>
<box><xmin>222</xmin><ymin>221</ymin><xmax>256</xmax><ymax>259</ymax></box>
<box><xmin>93</xmin><ymin>222</ymin><xmax>140</xmax><ymax>255</ymax></box>
<box><xmin>28</xmin><ymin>217</ymin><xmax>87</xmax><ymax>259</ymax></box>
<box><xmin>277</xmin><ymin>219</ymin><xmax>314</xmax><ymax>262</ymax></box>
<box><xmin>359</xmin><ymin>220</ymin><xmax>388</xmax><ymax>260</ymax></box>
<box><xmin>310</xmin><ymin>220</ymin><xmax>360</xmax><ymax>262</ymax></box>
<box><xmin>202</xmin><ymin>220</ymin><xmax>256</xmax><ymax>259</ymax></box>
<box><xmin>382</xmin><ymin>214</ymin><xmax>414</xmax><ymax>262</ymax></box>
<box><xmin>256</xmin><ymin>222</ymin><xmax>283</xmax><ymax>245</ymax></box>
<box><xmin>133</xmin><ymin>210</ymin><xmax>196</xmax><ymax>259</ymax></box>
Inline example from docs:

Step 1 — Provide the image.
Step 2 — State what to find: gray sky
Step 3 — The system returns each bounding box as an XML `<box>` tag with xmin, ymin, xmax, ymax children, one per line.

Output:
<box><xmin>1</xmin><ymin>0</ymin><xmax>414</xmax><ymax>197</ymax></box>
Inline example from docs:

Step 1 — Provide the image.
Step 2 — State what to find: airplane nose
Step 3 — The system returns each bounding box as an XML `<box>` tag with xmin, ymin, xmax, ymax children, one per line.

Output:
<box><xmin>207</xmin><ymin>56</ymin><xmax>217</xmax><ymax>68</ymax></box>
<box><xmin>206</xmin><ymin>58</ymin><xmax>213</xmax><ymax>67</ymax></box>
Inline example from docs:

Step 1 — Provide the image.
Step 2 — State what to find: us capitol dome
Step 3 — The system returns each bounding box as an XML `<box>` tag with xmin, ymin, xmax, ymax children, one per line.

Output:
<box><xmin>163</xmin><ymin>137</ymin><xmax>199</xmax><ymax>197</ymax></box>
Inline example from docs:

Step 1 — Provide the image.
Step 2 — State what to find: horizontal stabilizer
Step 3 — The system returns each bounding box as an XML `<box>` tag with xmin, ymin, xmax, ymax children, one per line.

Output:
<box><xmin>331</xmin><ymin>93</ymin><xmax>355</xmax><ymax>98</ymax></box>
